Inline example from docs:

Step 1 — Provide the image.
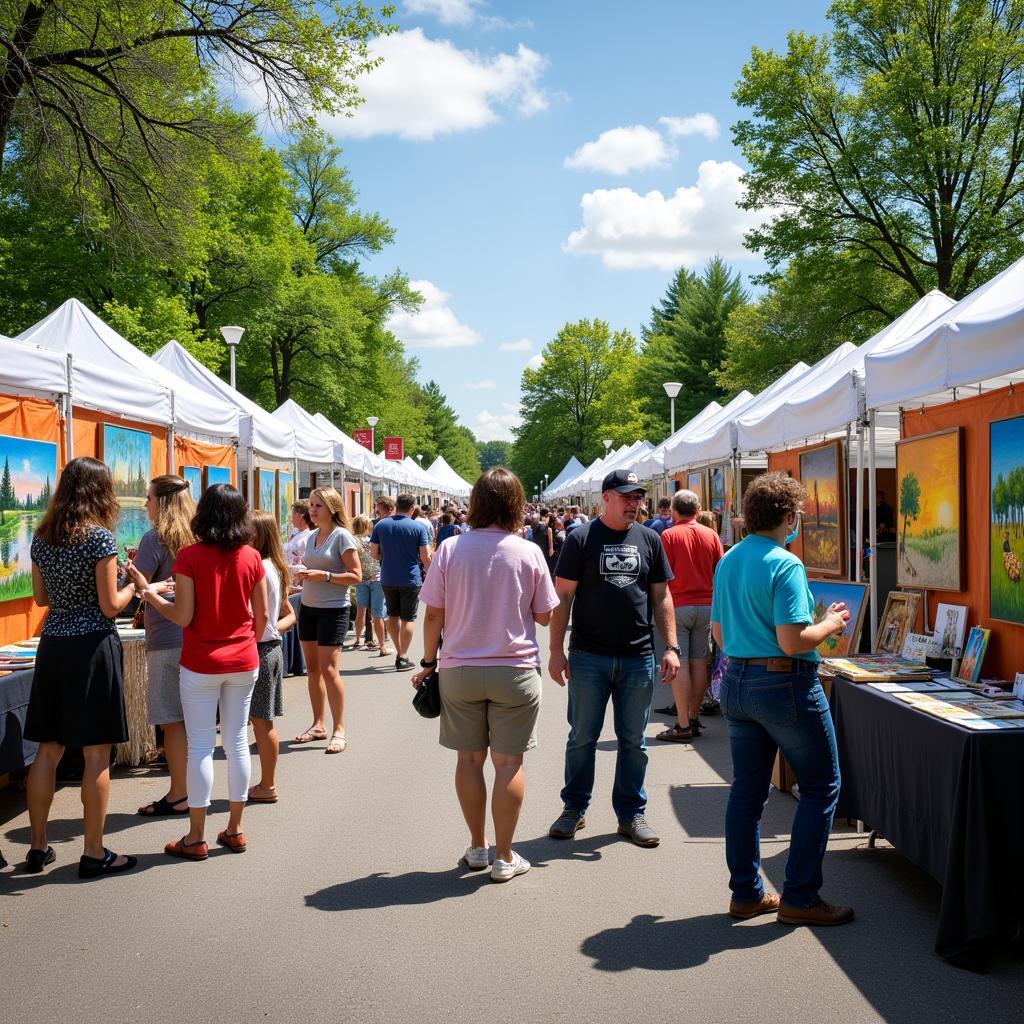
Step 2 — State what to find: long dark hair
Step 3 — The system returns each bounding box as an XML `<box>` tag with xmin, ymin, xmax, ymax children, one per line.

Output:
<box><xmin>35</xmin><ymin>456</ymin><xmax>119</xmax><ymax>546</ymax></box>
<box><xmin>191</xmin><ymin>484</ymin><xmax>251</xmax><ymax>549</ymax></box>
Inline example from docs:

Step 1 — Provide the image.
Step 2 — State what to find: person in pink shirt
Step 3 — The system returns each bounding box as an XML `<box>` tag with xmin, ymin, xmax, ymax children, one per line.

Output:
<box><xmin>412</xmin><ymin>468</ymin><xmax>559</xmax><ymax>883</ymax></box>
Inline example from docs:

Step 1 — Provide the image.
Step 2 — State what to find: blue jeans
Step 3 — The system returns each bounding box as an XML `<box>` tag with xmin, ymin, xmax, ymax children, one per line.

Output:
<box><xmin>354</xmin><ymin>579</ymin><xmax>387</xmax><ymax>619</ymax></box>
<box><xmin>720</xmin><ymin>658</ymin><xmax>840</xmax><ymax>908</ymax></box>
<box><xmin>560</xmin><ymin>650</ymin><xmax>655</xmax><ymax>821</ymax></box>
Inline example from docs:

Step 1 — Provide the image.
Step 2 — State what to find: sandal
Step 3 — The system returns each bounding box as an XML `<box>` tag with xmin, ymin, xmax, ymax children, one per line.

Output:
<box><xmin>247</xmin><ymin>785</ymin><xmax>278</xmax><ymax>804</ymax></box>
<box><xmin>24</xmin><ymin>845</ymin><xmax>56</xmax><ymax>873</ymax></box>
<box><xmin>293</xmin><ymin>727</ymin><xmax>328</xmax><ymax>744</ymax></box>
<box><xmin>165</xmin><ymin>836</ymin><xmax>209</xmax><ymax>860</ymax></box>
<box><xmin>216</xmin><ymin>830</ymin><xmax>247</xmax><ymax>853</ymax></box>
<box><xmin>79</xmin><ymin>848</ymin><xmax>137</xmax><ymax>879</ymax></box>
<box><xmin>366</xmin><ymin>640</ymin><xmax>380</xmax><ymax>651</ymax></box>
<box><xmin>138</xmin><ymin>795</ymin><xmax>189</xmax><ymax>817</ymax></box>
<box><xmin>379</xmin><ymin>648</ymin><xmax>393</xmax><ymax>658</ymax></box>
<box><xmin>325</xmin><ymin>733</ymin><xmax>347</xmax><ymax>754</ymax></box>
<box><xmin>656</xmin><ymin>723</ymin><xmax>694</xmax><ymax>743</ymax></box>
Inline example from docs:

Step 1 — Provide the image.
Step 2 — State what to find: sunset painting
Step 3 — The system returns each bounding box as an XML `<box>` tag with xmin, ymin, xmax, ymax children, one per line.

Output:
<box><xmin>799</xmin><ymin>441</ymin><xmax>844</xmax><ymax>576</ymax></box>
<box><xmin>895</xmin><ymin>428</ymin><xmax>961</xmax><ymax>591</ymax></box>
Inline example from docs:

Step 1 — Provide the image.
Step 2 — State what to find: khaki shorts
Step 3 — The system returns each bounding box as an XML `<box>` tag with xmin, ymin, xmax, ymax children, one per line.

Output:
<box><xmin>439</xmin><ymin>665</ymin><xmax>542</xmax><ymax>754</ymax></box>
<box><xmin>676</xmin><ymin>605</ymin><xmax>713</xmax><ymax>660</ymax></box>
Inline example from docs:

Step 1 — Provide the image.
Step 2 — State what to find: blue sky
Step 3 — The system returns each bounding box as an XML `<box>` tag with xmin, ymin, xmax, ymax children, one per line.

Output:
<box><xmin>315</xmin><ymin>0</ymin><xmax>832</xmax><ymax>441</ymax></box>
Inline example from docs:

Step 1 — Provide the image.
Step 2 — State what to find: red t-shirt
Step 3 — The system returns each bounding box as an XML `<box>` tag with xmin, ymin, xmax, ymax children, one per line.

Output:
<box><xmin>172</xmin><ymin>543</ymin><xmax>265</xmax><ymax>674</ymax></box>
<box><xmin>661</xmin><ymin>520</ymin><xmax>724</xmax><ymax>607</ymax></box>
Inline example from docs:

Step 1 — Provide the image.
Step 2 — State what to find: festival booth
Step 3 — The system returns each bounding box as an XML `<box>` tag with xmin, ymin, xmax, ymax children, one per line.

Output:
<box><xmin>625</xmin><ymin>401</ymin><xmax>725</xmax><ymax>497</ymax></box>
<box><xmin>576</xmin><ymin>442</ymin><xmax>653</xmax><ymax>505</ymax></box>
<box><xmin>548</xmin><ymin>455</ymin><xmax>606</xmax><ymax>506</ymax></box>
<box><xmin>308</xmin><ymin>413</ymin><xmax>399</xmax><ymax>511</ymax></box>
<box><xmin>541</xmin><ymin>456</ymin><xmax>586</xmax><ymax>502</ymax></box>
<box><xmin>426</xmin><ymin>455</ymin><xmax>473</xmax><ymax>499</ymax></box>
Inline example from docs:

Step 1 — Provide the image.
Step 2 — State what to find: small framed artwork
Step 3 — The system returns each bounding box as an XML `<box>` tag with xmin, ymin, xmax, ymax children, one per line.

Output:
<box><xmin>895</xmin><ymin>427</ymin><xmax>962</xmax><ymax>591</ymax></box>
<box><xmin>181</xmin><ymin>466</ymin><xmax>201</xmax><ymax>501</ymax></box>
<box><xmin>928</xmin><ymin>602</ymin><xmax>967</xmax><ymax>659</ymax></box>
<box><xmin>808</xmin><ymin>579</ymin><xmax>868</xmax><ymax>658</ymax></box>
<box><xmin>203</xmin><ymin>465</ymin><xmax>231</xmax><ymax>491</ymax></box>
<box><xmin>876</xmin><ymin>591</ymin><xmax>922</xmax><ymax>655</ymax></box>
<box><xmin>798</xmin><ymin>439</ymin><xmax>845</xmax><ymax>577</ymax></box>
<box><xmin>952</xmin><ymin>626</ymin><xmax>991</xmax><ymax>685</ymax></box>
<box><xmin>257</xmin><ymin>468</ymin><xmax>276</xmax><ymax>513</ymax></box>
<box><xmin>277</xmin><ymin>471</ymin><xmax>294</xmax><ymax>539</ymax></box>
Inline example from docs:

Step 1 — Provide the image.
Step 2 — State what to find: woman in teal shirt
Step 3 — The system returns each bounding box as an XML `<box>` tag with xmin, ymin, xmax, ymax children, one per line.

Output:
<box><xmin>711</xmin><ymin>473</ymin><xmax>852</xmax><ymax>928</ymax></box>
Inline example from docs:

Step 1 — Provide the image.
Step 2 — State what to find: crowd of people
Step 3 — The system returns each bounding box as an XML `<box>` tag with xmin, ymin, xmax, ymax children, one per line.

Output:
<box><xmin>10</xmin><ymin>455</ymin><xmax>855</xmax><ymax>925</ymax></box>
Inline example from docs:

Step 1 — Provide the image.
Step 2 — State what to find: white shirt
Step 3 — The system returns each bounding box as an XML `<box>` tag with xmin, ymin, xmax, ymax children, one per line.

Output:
<box><xmin>261</xmin><ymin>559</ymin><xmax>282</xmax><ymax>642</ymax></box>
<box><xmin>284</xmin><ymin>527</ymin><xmax>312</xmax><ymax>565</ymax></box>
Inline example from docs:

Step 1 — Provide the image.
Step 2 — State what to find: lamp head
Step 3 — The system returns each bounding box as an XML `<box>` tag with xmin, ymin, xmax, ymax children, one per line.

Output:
<box><xmin>220</xmin><ymin>325</ymin><xmax>245</xmax><ymax>348</ymax></box>
<box><xmin>663</xmin><ymin>381</ymin><xmax>683</xmax><ymax>399</ymax></box>
<box><xmin>366</xmin><ymin>416</ymin><xmax>379</xmax><ymax>428</ymax></box>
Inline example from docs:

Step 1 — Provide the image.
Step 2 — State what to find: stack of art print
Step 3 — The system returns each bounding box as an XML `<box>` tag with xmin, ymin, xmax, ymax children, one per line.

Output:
<box><xmin>0</xmin><ymin>434</ymin><xmax>58</xmax><ymax>603</ymax></box>
<box><xmin>101</xmin><ymin>424</ymin><xmax>151</xmax><ymax>559</ymax></box>
<box><xmin>895</xmin><ymin>428</ymin><xmax>962</xmax><ymax>591</ymax></box>
<box><xmin>808</xmin><ymin>579</ymin><xmax>868</xmax><ymax>658</ymax></box>
<box><xmin>181</xmin><ymin>466</ymin><xmax>201</xmax><ymax>501</ymax></box>
<box><xmin>989</xmin><ymin>414</ymin><xmax>1024</xmax><ymax>624</ymax></box>
<box><xmin>257</xmin><ymin>469</ymin><xmax>276</xmax><ymax>514</ymax></box>
<box><xmin>799</xmin><ymin>440</ymin><xmax>844</xmax><ymax>577</ymax></box>
<box><xmin>278</xmin><ymin>471</ymin><xmax>294</xmax><ymax>539</ymax></box>
<box><xmin>876</xmin><ymin>591</ymin><xmax>922</xmax><ymax>656</ymax></box>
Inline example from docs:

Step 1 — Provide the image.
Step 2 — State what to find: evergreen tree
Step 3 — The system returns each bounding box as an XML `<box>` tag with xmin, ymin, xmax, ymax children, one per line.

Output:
<box><xmin>0</xmin><ymin>457</ymin><xmax>14</xmax><ymax>511</ymax></box>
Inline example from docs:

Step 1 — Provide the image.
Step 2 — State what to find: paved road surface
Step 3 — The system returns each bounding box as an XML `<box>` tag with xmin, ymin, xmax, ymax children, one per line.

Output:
<box><xmin>2</xmin><ymin>627</ymin><xmax>1021</xmax><ymax>1023</ymax></box>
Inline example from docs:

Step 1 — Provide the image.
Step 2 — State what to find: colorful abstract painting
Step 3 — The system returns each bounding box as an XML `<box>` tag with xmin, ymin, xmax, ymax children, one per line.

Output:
<box><xmin>990</xmin><ymin>415</ymin><xmax>1024</xmax><ymax>624</ymax></box>
<box><xmin>278</xmin><ymin>471</ymin><xmax>294</xmax><ymax>540</ymax></box>
<box><xmin>895</xmin><ymin>428</ymin><xmax>961</xmax><ymax>591</ymax></box>
<box><xmin>0</xmin><ymin>435</ymin><xmax>58</xmax><ymax>602</ymax></box>
<box><xmin>808</xmin><ymin>579</ymin><xmax>868</xmax><ymax>658</ymax></box>
<box><xmin>101</xmin><ymin>424</ymin><xmax>151</xmax><ymax>559</ymax></box>
<box><xmin>181</xmin><ymin>466</ymin><xmax>201</xmax><ymax>501</ymax></box>
<box><xmin>799</xmin><ymin>440</ymin><xmax>844</xmax><ymax>577</ymax></box>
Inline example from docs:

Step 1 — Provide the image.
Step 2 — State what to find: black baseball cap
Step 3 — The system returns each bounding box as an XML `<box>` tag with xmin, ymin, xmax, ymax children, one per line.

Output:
<box><xmin>602</xmin><ymin>469</ymin><xmax>646</xmax><ymax>494</ymax></box>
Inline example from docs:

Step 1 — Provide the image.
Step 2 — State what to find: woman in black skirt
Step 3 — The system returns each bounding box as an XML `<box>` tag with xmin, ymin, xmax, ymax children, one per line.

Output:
<box><xmin>24</xmin><ymin>457</ymin><xmax>139</xmax><ymax>879</ymax></box>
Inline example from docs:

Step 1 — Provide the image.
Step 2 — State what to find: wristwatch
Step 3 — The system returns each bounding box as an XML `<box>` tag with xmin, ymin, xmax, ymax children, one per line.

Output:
<box><xmin>420</xmin><ymin>657</ymin><xmax>438</xmax><ymax>668</ymax></box>
<box><xmin>665</xmin><ymin>644</ymin><xmax>682</xmax><ymax>656</ymax></box>
<box><xmin>325</xmin><ymin>571</ymin><xmax>332</xmax><ymax>583</ymax></box>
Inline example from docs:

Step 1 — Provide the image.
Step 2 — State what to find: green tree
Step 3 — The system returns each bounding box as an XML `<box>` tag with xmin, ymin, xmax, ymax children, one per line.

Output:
<box><xmin>899</xmin><ymin>471</ymin><xmax>921</xmax><ymax>551</ymax></box>
<box><xmin>414</xmin><ymin>381</ymin><xmax>481</xmax><ymax>481</ymax></box>
<box><xmin>512</xmin><ymin>320</ymin><xmax>644</xmax><ymax>488</ymax></box>
<box><xmin>476</xmin><ymin>440</ymin><xmax>512</xmax><ymax>471</ymax></box>
<box><xmin>0</xmin><ymin>456</ymin><xmax>13</xmax><ymax>510</ymax></box>
<box><xmin>734</xmin><ymin>0</ymin><xmax>1024</xmax><ymax>304</ymax></box>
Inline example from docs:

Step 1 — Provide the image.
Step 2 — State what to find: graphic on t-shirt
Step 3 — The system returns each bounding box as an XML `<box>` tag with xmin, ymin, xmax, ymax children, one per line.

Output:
<box><xmin>600</xmin><ymin>544</ymin><xmax>641</xmax><ymax>588</ymax></box>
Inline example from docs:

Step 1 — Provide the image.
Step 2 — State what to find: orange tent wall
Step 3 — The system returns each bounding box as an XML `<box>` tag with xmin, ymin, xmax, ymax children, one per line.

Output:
<box><xmin>174</xmin><ymin>435</ymin><xmax>235</xmax><ymax>484</ymax></box>
<box><xmin>73</xmin><ymin>408</ymin><xmax>168</xmax><ymax>477</ymax></box>
<box><xmin>765</xmin><ymin>449</ymin><xmax>805</xmax><ymax>564</ymax></box>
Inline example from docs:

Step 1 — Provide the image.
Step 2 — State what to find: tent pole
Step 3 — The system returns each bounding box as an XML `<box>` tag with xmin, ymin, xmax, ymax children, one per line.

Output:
<box><xmin>868</xmin><ymin>412</ymin><xmax>878</xmax><ymax>650</ymax></box>
<box><xmin>64</xmin><ymin>354</ymin><xmax>75</xmax><ymax>460</ymax></box>
<box><xmin>247</xmin><ymin>447</ymin><xmax>255</xmax><ymax>507</ymax></box>
<box><xmin>167</xmin><ymin>392</ymin><xmax>176</xmax><ymax>473</ymax></box>
<box><xmin>855</xmin><ymin>396</ymin><xmax>866</xmax><ymax>585</ymax></box>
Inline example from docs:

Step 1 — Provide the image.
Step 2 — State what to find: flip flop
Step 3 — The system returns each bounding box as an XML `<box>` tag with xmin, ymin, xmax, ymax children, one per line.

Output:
<box><xmin>79</xmin><ymin>848</ymin><xmax>137</xmax><ymax>879</ymax></box>
<box><xmin>247</xmin><ymin>786</ymin><xmax>278</xmax><ymax>804</ymax></box>
<box><xmin>138</xmin><ymin>795</ymin><xmax>189</xmax><ymax>817</ymax></box>
<box><xmin>293</xmin><ymin>728</ymin><xmax>328</xmax><ymax>744</ymax></box>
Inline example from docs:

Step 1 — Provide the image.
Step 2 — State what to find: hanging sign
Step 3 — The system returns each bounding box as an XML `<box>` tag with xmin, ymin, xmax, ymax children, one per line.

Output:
<box><xmin>353</xmin><ymin>429</ymin><xmax>373</xmax><ymax>450</ymax></box>
<box><xmin>383</xmin><ymin>437</ymin><xmax>404</xmax><ymax>460</ymax></box>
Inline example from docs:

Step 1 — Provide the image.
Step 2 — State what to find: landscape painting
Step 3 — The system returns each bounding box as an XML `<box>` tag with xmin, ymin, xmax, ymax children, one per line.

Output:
<box><xmin>101</xmin><ymin>423</ymin><xmax>151</xmax><ymax>559</ymax></box>
<box><xmin>808</xmin><ymin>579</ymin><xmax>868</xmax><ymax>658</ymax></box>
<box><xmin>895</xmin><ymin>428</ymin><xmax>961</xmax><ymax>591</ymax></box>
<box><xmin>687</xmin><ymin>471</ymin><xmax>705</xmax><ymax>506</ymax></box>
<box><xmin>257</xmin><ymin>468</ymin><xmax>276</xmax><ymax>514</ymax></box>
<box><xmin>799</xmin><ymin>440</ymin><xmax>844</xmax><ymax>577</ymax></box>
<box><xmin>0</xmin><ymin>435</ymin><xmax>58</xmax><ymax>602</ymax></box>
<box><xmin>990</xmin><ymin>414</ymin><xmax>1024</xmax><ymax>624</ymax></box>
<box><xmin>181</xmin><ymin>466</ymin><xmax>201</xmax><ymax>501</ymax></box>
<box><xmin>710</xmin><ymin>464</ymin><xmax>727</xmax><ymax>514</ymax></box>
<box><xmin>203</xmin><ymin>465</ymin><xmax>231</xmax><ymax>492</ymax></box>
<box><xmin>278</xmin><ymin>471</ymin><xmax>294</xmax><ymax>540</ymax></box>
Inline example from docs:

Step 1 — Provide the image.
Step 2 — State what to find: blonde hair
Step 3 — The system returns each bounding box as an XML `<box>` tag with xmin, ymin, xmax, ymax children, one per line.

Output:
<box><xmin>352</xmin><ymin>514</ymin><xmax>372</xmax><ymax>536</ymax></box>
<box><xmin>310</xmin><ymin>486</ymin><xmax>350</xmax><ymax>530</ymax></box>
<box><xmin>696</xmin><ymin>511</ymin><xmax>716</xmax><ymax>529</ymax></box>
<box><xmin>249</xmin><ymin>510</ymin><xmax>289</xmax><ymax>600</ymax></box>
<box><xmin>151</xmin><ymin>474</ymin><xmax>197</xmax><ymax>559</ymax></box>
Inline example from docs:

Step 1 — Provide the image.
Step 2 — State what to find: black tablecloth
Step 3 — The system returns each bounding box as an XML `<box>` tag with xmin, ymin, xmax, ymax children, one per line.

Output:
<box><xmin>0</xmin><ymin>668</ymin><xmax>37</xmax><ymax>775</ymax></box>
<box><xmin>831</xmin><ymin>678</ymin><xmax>1024</xmax><ymax>968</ymax></box>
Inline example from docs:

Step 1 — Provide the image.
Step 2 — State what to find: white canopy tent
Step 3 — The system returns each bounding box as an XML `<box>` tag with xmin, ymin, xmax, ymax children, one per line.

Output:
<box><xmin>550</xmin><ymin>455</ymin><xmax>605</xmax><ymax>502</ymax></box>
<box><xmin>576</xmin><ymin>442</ymin><xmax>653</xmax><ymax>499</ymax></box>
<box><xmin>541</xmin><ymin>456</ymin><xmax>586</xmax><ymax>500</ymax></box>
<box><xmin>426</xmin><ymin>455</ymin><xmax>473</xmax><ymax>498</ymax></box>
<box><xmin>18</xmin><ymin>299</ymin><xmax>238</xmax><ymax>445</ymax></box>
<box><xmin>627</xmin><ymin>401</ymin><xmax>724</xmax><ymax>483</ymax></box>
<box><xmin>662</xmin><ymin>390</ymin><xmax>755</xmax><ymax>474</ymax></box>
<box><xmin>271</xmin><ymin>399</ymin><xmax>345</xmax><ymax>468</ymax></box>
<box><xmin>311</xmin><ymin>414</ymin><xmax>400</xmax><ymax>486</ymax></box>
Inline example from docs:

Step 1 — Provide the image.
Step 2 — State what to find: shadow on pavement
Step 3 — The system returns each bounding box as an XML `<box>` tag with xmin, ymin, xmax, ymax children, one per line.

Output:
<box><xmin>0</xmin><ymin>850</ymin><xmax>194</xmax><ymax>892</ymax></box>
<box><xmin>581</xmin><ymin>912</ymin><xmax>784</xmax><ymax>971</ymax></box>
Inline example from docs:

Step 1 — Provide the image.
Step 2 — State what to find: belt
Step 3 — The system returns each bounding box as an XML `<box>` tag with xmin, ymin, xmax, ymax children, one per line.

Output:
<box><xmin>730</xmin><ymin>657</ymin><xmax>801</xmax><ymax>672</ymax></box>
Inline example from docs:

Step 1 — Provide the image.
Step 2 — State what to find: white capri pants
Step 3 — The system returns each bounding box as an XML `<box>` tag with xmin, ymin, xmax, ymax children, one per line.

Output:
<box><xmin>179</xmin><ymin>666</ymin><xmax>258</xmax><ymax>807</ymax></box>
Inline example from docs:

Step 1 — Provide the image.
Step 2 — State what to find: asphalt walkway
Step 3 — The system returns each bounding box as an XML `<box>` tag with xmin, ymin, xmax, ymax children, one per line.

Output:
<box><xmin>2</xmin><ymin>627</ymin><xmax>1021</xmax><ymax>1023</ymax></box>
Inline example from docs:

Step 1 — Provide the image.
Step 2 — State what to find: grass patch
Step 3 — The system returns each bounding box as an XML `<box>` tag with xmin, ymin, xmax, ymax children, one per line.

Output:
<box><xmin>0</xmin><ymin>570</ymin><xmax>32</xmax><ymax>602</ymax></box>
<box><xmin>905</xmin><ymin>529</ymin><xmax>957</xmax><ymax>564</ymax></box>
<box><xmin>990</xmin><ymin>525</ymin><xmax>1024</xmax><ymax>623</ymax></box>
<box><xmin>0</xmin><ymin>512</ymin><xmax>26</xmax><ymax>541</ymax></box>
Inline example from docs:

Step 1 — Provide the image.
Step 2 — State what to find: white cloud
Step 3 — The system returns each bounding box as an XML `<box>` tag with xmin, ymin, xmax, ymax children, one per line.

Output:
<box><xmin>659</xmin><ymin>113</ymin><xmax>720</xmax><ymax>139</ymax></box>
<box><xmin>327</xmin><ymin>29</ymin><xmax>549</xmax><ymax>141</ymax></box>
<box><xmin>386</xmin><ymin>280</ymin><xmax>482</xmax><ymax>348</ymax></box>
<box><xmin>404</xmin><ymin>0</ymin><xmax>480</xmax><ymax>25</ymax></box>
<box><xmin>466</xmin><ymin>378</ymin><xmax>497</xmax><ymax>390</ymax></box>
<box><xmin>564</xmin><ymin>125</ymin><xmax>675</xmax><ymax>176</ymax></box>
<box><xmin>499</xmin><ymin>338</ymin><xmax>532</xmax><ymax>351</ymax></box>
<box><xmin>563</xmin><ymin>160</ymin><xmax>764</xmax><ymax>270</ymax></box>
<box><xmin>475</xmin><ymin>404</ymin><xmax>521</xmax><ymax>442</ymax></box>
<box><xmin>526</xmin><ymin>353</ymin><xmax>544</xmax><ymax>370</ymax></box>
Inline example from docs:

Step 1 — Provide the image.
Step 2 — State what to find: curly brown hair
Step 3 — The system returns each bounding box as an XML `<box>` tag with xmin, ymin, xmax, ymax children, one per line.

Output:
<box><xmin>35</xmin><ymin>456</ymin><xmax>119</xmax><ymax>546</ymax></box>
<box><xmin>742</xmin><ymin>472</ymin><xmax>806</xmax><ymax>533</ymax></box>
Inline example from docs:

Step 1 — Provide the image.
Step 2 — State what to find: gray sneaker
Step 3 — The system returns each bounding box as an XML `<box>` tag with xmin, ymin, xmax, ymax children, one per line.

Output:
<box><xmin>617</xmin><ymin>814</ymin><xmax>660</xmax><ymax>847</ymax></box>
<box><xmin>548</xmin><ymin>808</ymin><xmax>586</xmax><ymax>839</ymax></box>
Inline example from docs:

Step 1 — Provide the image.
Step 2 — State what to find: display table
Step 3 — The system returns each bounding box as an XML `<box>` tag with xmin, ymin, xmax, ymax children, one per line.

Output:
<box><xmin>831</xmin><ymin>677</ymin><xmax>1024</xmax><ymax>969</ymax></box>
<box><xmin>282</xmin><ymin>594</ymin><xmax>306</xmax><ymax>677</ymax></box>
<box><xmin>114</xmin><ymin>632</ymin><xmax>156</xmax><ymax>767</ymax></box>
<box><xmin>0</xmin><ymin>668</ymin><xmax>38</xmax><ymax>775</ymax></box>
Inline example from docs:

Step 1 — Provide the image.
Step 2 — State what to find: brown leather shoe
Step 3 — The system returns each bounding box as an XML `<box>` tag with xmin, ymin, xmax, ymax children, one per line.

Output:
<box><xmin>165</xmin><ymin>836</ymin><xmax>208</xmax><ymax>860</ymax></box>
<box><xmin>777</xmin><ymin>897</ymin><xmax>854</xmax><ymax>926</ymax></box>
<box><xmin>216</xmin><ymin>830</ymin><xmax>247</xmax><ymax>853</ymax></box>
<box><xmin>729</xmin><ymin>892</ymin><xmax>781</xmax><ymax>920</ymax></box>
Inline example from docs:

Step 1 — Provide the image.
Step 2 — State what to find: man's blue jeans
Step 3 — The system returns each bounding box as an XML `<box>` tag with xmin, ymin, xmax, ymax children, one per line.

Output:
<box><xmin>720</xmin><ymin>658</ymin><xmax>840</xmax><ymax>908</ymax></box>
<box><xmin>560</xmin><ymin>650</ymin><xmax>655</xmax><ymax>821</ymax></box>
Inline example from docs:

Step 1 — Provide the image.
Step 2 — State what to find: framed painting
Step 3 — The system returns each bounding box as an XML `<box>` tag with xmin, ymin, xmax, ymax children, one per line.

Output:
<box><xmin>929</xmin><ymin>602</ymin><xmax>967</xmax><ymax>659</ymax></box>
<box><xmin>257</xmin><ymin>468</ymin><xmax>276</xmax><ymax>513</ymax></box>
<box><xmin>989</xmin><ymin>414</ymin><xmax>1024</xmax><ymax>624</ymax></box>
<box><xmin>895</xmin><ymin>428</ymin><xmax>962</xmax><ymax>591</ymax></box>
<box><xmin>687</xmin><ymin>471</ymin><xmax>706</xmax><ymax>507</ymax></box>
<box><xmin>181</xmin><ymin>466</ymin><xmax>201</xmax><ymax>501</ymax></box>
<box><xmin>203</xmin><ymin>465</ymin><xmax>231</xmax><ymax>491</ymax></box>
<box><xmin>278</xmin><ymin>471</ymin><xmax>294</xmax><ymax>539</ymax></box>
<box><xmin>808</xmin><ymin>579</ymin><xmax>868</xmax><ymax>658</ymax></box>
<box><xmin>799</xmin><ymin>440</ymin><xmax>845</xmax><ymax>577</ymax></box>
<box><xmin>952</xmin><ymin>626</ymin><xmax>991</xmax><ymax>685</ymax></box>
<box><xmin>0</xmin><ymin>434</ymin><xmax>58</xmax><ymax>603</ymax></box>
<box><xmin>101</xmin><ymin>423</ymin><xmax>151</xmax><ymax>559</ymax></box>
<box><xmin>876</xmin><ymin>591</ymin><xmax>922</xmax><ymax>655</ymax></box>
<box><xmin>710</xmin><ymin>463</ymin><xmax>727</xmax><ymax>514</ymax></box>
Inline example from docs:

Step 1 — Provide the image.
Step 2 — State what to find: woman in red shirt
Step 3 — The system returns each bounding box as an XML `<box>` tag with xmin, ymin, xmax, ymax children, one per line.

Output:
<box><xmin>132</xmin><ymin>484</ymin><xmax>268</xmax><ymax>859</ymax></box>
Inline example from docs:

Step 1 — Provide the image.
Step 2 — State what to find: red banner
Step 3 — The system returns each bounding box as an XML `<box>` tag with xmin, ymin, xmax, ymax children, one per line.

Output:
<box><xmin>353</xmin><ymin>429</ymin><xmax>373</xmax><ymax>450</ymax></box>
<box><xmin>383</xmin><ymin>436</ymin><xmax>404</xmax><ymax>461</ymax></box>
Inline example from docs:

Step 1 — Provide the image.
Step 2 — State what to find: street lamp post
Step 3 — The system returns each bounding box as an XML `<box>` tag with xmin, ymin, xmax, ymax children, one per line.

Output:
<box><xmin>366</xmin><ymin>415</ymin><xmax>379</xmax><ymax>452</ymax></box>
<box><xmin>220</xmin><ymin>325</ymin><xmax>245</xmax><ymax>389</ymax></box>
<box><xmin>603</xmin><ymin>439</ymin><xmax>613</xmax><ymax>457</ymax></box>
<box><xmin>544</xmin><ymin>473</ymin><xmax>549</xmax><ymax>493</ymax></box>
<box><xmin>663</xmin><ymin>381</ymin><xmax>683</xmax><ymax>436</ymax></box>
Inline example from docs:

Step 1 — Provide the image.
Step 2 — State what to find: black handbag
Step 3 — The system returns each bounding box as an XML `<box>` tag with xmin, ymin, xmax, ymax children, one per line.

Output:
<box><xmin>412</xmin><ymin>668</ymin><xmax>441</xmax><ymax>719</ymax></box>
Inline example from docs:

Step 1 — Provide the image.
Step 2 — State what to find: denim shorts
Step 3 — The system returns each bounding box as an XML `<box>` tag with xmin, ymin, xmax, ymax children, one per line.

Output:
<box><xmin>354</xmin><ymin>579</ymin><xmax>387</xmax><ymax>619</ymax></box>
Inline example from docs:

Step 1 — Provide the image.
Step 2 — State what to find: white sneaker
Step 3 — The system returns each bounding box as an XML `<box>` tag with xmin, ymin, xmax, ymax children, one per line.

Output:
<box><xmin>460</xmin><ymin>846</ymin><xmax>490</xmax><ymax>871</ymax></box>
<box><xmin>490</xmin><ymin>851</ymin><xmax>530</xmax><ymax>883</ymax></box>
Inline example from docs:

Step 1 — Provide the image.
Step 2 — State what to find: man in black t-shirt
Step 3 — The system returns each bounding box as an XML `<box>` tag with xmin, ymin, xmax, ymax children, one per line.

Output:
<box><xmin>547</xmin><ymin>469</ymin><xmax>680</xmax><ymax>847</ymax></box>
